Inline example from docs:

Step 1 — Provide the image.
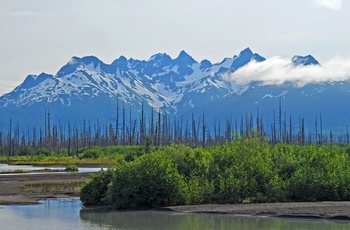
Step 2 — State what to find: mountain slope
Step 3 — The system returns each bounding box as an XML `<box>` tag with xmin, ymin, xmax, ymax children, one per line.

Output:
<box><xmin>0</xmin><ymin>48</ymin><xmax>349</xmax><ymax>132</ymax></box>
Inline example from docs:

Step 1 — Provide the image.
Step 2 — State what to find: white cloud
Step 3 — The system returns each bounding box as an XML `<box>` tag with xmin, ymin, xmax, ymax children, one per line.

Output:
<box><xmin>224</xmin><ymin>56</ymin><xmax>350</xmax><ymax>87</ymax></box>
<box><xmin>313</xmin><ymin>0</ymin><xmax>342</xmax><ymax>10</ymax></box>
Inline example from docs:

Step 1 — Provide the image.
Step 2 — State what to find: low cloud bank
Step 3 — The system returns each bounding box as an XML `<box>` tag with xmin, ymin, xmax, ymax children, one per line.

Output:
<box><xmin>224</xmin><ymin>56</ymin><xmax>350</xmax><ymax>87</ymax></box>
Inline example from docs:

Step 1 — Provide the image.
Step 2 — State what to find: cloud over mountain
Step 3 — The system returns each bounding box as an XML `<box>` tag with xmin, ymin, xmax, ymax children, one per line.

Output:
<box><xmin>313</xmin><ymin>0</ymin><xmax>343</xmax><ymax>10</ymax></box>
<box><xmin>224</xmin><ymin>56</ymin><xmax>350</xmax><ymax>87</ymax></box>
<box><xmin>1</xmin><ymin>48</ymin><xmax>350</xmax><ymax>132</ymax></box>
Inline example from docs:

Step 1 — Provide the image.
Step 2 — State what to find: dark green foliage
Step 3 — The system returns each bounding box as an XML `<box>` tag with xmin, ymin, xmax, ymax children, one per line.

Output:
<box><xmin>80</xmin><ymin>169</ymin><xmax>115</xmax><ymax>206</ymax></box>
<box><xmin>80</xmin><ymin>139</ymin><xmax>350</xmax><ymax>209</ymax></box>
<box><xmin>145</xmin><ymin>136</ymin><xmax>152</xmax><ymax>154</ymax></box>
<box><xmin>286</xmin><ymin>145</ymin><xmax>350</xmax><ymax>201</ymax></box>
<box><xmin>106</xmin><ymin>154</ymin><xmax>187</xmax><ymax>209</ymax></box>
<box><xmin>78</xmin><ymin>146</ymin><xmax>145</xmax><ymax>160</ymax></box>
<box><xmin>18</xmin><ymin>146</ymin><xmax>35</xmax><ymax>156</ymax></box>
<box><xmin>79</xmin><ymin>149</ymin><xmax>99</xmax><ymax>159</ymax></box>
<box><xmin>124</xmin><ymin>153</ymin><xmax>134</xmax><ymax>162</ymax></box>
<box><xmin>35</xmin><ymin>148</ymin><xmax>51</xmax><ymax>156</ymax></box>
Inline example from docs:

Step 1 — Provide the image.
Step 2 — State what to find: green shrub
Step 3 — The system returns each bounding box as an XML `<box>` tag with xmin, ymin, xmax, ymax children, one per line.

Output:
<box><xmin>66</xmin><ymin>164</ymin><xmax>78</xmax><ymax>172</ymax></box>
<box><xmin>35</xmin><ymin>148</ymin><xmax>51</xmax><ymax>156</ymax></box>
<box><xmin>124</xmin><ymin>153</ymin><xmax>134</xmax><ymax>162</ymax></box>
<box><xmin>106</xmin><ymin>154</ymin><xmax>187</xmax><ymax>209</ymax></box>
<box><xmin>80</xmin><ymin>140</ymin><xmax>350</xmax><ymax>208</ymax></box>
<box><xmin>79</xmin><ymin>150</ymin><xmax>99</xmax><ymax>159</ymax></box>
<box><xmin>80</xmin><ymin>169</ymin><xmax>115</xmax><ymax>206</ymax></box>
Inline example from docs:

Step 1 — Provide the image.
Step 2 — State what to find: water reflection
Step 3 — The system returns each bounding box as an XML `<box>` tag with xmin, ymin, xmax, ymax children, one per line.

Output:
<box><xmin>0</xmin><ymin>163</ymin><xmax>103</xmax><ymax>174</ymax></box>
<box><xmin>80</xmin><ymin>208</ymin><xmax>350</xmax><ymax>230</ymax></box>
<box><xmin>1</xmin><ymin>199</ymin><xmax>349</xmax><ymax>230</ymax></box>
<box><xmin>0</xmin><ymin>199</ymin><xmax>112</xmax><ymax>230</ymax></box>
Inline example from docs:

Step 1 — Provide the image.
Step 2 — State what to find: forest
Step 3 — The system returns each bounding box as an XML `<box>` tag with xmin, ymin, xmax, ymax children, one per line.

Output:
<box><xmin>1</xmin><ymin>100</ymin><xmax>349</xmax><ymax>161</ymax></box>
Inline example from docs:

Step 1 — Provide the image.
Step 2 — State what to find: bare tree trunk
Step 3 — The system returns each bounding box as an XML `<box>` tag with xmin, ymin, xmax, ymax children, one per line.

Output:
<box><xmin>122</xmin><ymin>102</ymin><xmax>126</xmax><ymax>145</ymax></box>
<box><xmin>7</xmin><ymin>119</ymin><xmax>12</xmax><ymax>161</ymax></box>
<box><xmin>320</xmin><ymin>113</ymin><xmax>323</xmax><ymax>145</ymax></box>
<box><xmin>115</xmin><ymin>96</ymin><xmax>119</xmax><ymax>145</ymax></box>
<box><xmin>202</xmin><ymin>111</ymin><xmax>206</xmax><ymax>147</ymax></box>
<box><xmin>67</xmin><ymin>121</ymin><xmax>71</xmax><ymax>156</ymax></box>
<box><xmin>289</xmin><ymin>116</ymin><xmax>293</xmax><ymax>143</ymax></box>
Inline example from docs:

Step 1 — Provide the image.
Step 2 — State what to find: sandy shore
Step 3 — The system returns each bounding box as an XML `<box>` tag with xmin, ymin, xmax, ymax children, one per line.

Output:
<box><xmin>167</xmin><ymin>202</ymin><xmax>350</xmax><ymax>220</ymax></box>
<box><xmin>0</xmin><ymin>172</ymin><xmax>93</xmax><ymax>205</ymax></box>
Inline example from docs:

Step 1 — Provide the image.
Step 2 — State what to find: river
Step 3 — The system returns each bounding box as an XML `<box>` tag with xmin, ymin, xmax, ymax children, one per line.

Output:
<box><xmin>0</xmin><ymin>199</ymin><xmax>349</xmax><ymax>230</ymax></box>
<box><xmin>0</xmin><ymin>163</ymin><xmax>103</xmax><ymax>174</ymax></box>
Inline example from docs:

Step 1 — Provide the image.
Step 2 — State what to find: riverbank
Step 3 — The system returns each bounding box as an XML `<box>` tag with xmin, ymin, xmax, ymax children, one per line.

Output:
<box><xmin>0</xmin><ymin>172</ymin><xmax>93</xmax><ymax>205</ymax></box>
<box><xmin>2</xmin><ymin>173</ymin><xmax>350</xmax><ymax>221</ymax></box>
<box><xmin>167</xmin><ymin>202</ymin><xmax>350</xmax><ymax>220</ymax></box>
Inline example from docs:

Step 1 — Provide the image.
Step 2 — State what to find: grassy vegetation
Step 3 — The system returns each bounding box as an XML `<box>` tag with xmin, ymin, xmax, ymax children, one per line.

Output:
<box><xmin>25</xmin><ymin>181</ymin><xmax>85</xmax><ymax>193</ymax></box>
<box><xmin>0</xmin><ymin>169</ymin><xmax>33</xmax><ymax>174</ymax></box>
<box><xmin>80</xmin><ymin>137</ymin><xmax>350</xmax><ymax>209</ymax></box>
<box><xmin>0</xmin><ymin>145</ymin><xmax>145</xmax><ymax>166</ymax></box>
<box><xmin>65</xmin><ymin>164</ymin><xmax>79</xmax><ymax>172</ymax></box>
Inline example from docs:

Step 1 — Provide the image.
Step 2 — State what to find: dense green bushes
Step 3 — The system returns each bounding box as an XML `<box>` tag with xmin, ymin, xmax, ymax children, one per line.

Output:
<box><xmin>80</xmin><ymin>154</ymin><xmax>187</xmax><ymax>208</ymax></box>
<box><xmin>106</xmin><ymin>154</ymin><xmax>187</xmax><ymax>209</ymax></box>
<box><xmin>80</xmin><ymin>138</ymin><xmax>350</xmax><ymax>209</ymax></box>
<box><xmin>78</xmin><ymin>145</ymin><xmax>144</xmax><ymax>160</ymax></box>
<box><xmin>80</xmin><ymin>169</ymin><xmax>115</xmax><ymax>206</ymax></box>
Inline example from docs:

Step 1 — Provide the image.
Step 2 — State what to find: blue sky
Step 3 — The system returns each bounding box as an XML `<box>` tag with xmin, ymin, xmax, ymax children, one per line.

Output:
<box><xmin>0</xmin><ymin>0</ymin><xmax>349</xmax><ymax>94</ymax></box>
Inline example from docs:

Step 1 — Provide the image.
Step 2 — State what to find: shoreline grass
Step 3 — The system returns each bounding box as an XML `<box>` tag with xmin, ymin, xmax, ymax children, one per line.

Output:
<box><xmin>25</xmin><ymin>181</ymin><xmax>85</xmax><ymax>193</ymax></box>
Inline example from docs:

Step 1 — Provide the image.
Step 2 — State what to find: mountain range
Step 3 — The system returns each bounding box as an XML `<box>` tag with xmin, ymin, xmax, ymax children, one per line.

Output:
<box><xmin>0</xmin><ymin>47</ymin><xmax>349</xmax><ymax>133</ymax></box>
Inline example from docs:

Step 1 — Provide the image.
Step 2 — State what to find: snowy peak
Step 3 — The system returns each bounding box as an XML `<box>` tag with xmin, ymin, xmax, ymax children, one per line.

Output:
<box><xmin>0</xmin><ymin>48</ymin><xmax>269</xmax><ymax>109</ymax></box>
<box><xmin>200</xmin><ymin>59</ymin><xmax>212</xmax><ymax>70</ymax></box>
<box><xmin>239</xmin><ymin>47</ymin><xmax>253</xmax><ymax>57</ymax></box>
<box><xmin>147</xmin><ymin>53</ymin><xmax>173</xmax><ymax>68</ymax></box>
<box><xmin>174</xmin><ymin>50</ymin><xmax>197</xmax><ymax>66</ymax></box>
<box><xmin>231</xmin><ymin>47</ymin><xmax>266</xmax><ymax>70</ymax></box>
<box><xmin>111</xmin><ymin>56</ymin><xmax>128</xmax><ymax>69</ymax></box>
<box><xmin>148</xmin><ymin>53</ymin><xmax>172</xmax><ymax>62</ymax></box>
<box><xmin>55</xmin><ymin>57</ymin><xmax>81</xmax><ymax>77</ymax></box>
<box><xmin>80</xmin><ymin>56</ymin><xmax>101</xmax><ymax>66</ymax></box>
<box><xmin>252</xmin><ymin>53</ymin><xmax>266</xmax><ymax>62</ymax></box>
<box><xmin>20</xmin><ymin>73</ymin><xmax>52</xmax><ymax>90</ymax></box>
<box><xmin>55</xmin><ymin>55</ymin><xmax>115</xmax><ymax>78</ymax></box>
<box><xmin>1</xmin><ymin>47</ymin><xmax>349</xmax><ymax>134</ymax></box>
<box><xmin>1</xmin><ymin>48</ymin><xmax>327</xmax><ymax>118</ymax></box>
<box><xmin>292</xmin><ymin>55</ymin><xmax>320</xmax><ymax>66</ymax></box>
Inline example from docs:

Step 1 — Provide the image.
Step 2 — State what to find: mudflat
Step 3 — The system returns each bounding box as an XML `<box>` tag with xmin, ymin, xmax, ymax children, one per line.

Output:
<box><xmin>167</xmin><ymin>202</ymin><xmax>350</xmax><ymax>220</ymax></box>
<box><xmin>0</xmin><ymin>172</ymin><xmax>93</xmax><ymax>205</ymax></box>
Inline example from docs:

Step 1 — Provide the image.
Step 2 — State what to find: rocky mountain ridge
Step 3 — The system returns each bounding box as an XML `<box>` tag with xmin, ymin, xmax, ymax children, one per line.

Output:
<box><xmin>0</xmin><ymin>48</ymin><xmax>348</xmax><ymax>132</ymax></box>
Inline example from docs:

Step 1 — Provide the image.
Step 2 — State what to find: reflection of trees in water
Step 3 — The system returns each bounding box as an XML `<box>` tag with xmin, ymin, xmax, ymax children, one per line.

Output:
<box><xmin>79</xmin><ymin>210</ymin><xmax>346</xmax><ymax>230</ymax></box>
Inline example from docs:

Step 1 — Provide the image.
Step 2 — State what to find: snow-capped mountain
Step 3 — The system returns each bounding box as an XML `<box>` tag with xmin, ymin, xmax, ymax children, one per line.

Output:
<box><xmin>0</xmin><ymin>48</ymin><xmax>349</xmax><ymax>132</ymax></box>
<box><xmin>0</xmin><ymin>48</ymin><xmax>264</xmax><ymax>117</ymax></box>
<box><xmin>292</xmin><ymin>55</ymin><xmax>320</xmax><ymax>66</ymax></box>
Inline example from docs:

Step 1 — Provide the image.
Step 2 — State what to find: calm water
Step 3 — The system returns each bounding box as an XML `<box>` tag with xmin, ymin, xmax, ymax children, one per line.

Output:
<box><xmin>1</xmin><ymin>199</ymin><xmax>350</xmax><ymax>230</ymax></box>
<box><xmin>0</xmin><ymin>164</ymin><xmax>103</xmax><ymax>174</ymax></box>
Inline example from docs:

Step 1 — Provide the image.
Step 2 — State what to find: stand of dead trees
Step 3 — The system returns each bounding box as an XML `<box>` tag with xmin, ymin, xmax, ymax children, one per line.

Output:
<box><xmin>0</xmin><ymin>100</ymin><xmax>349</xmax><ymax>157</ymax></box>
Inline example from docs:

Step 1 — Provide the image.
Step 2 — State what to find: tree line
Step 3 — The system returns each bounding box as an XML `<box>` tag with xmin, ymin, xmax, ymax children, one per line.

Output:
<box><xmin>0</xmin><ymin>99</ymin><xmax>349</xmax><ymax>157</ymax></box>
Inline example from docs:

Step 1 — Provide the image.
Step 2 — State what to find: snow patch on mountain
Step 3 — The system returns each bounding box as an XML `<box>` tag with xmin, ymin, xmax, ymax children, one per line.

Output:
<box><xmin>0</xmin><ymin>47</ymin><xmax>326</xmax><ymax>117</ymax></box>
<box><xmin>292</xmin><ymin>55</ymin><xmax>320</xmax><ymax>66</ymax></box>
